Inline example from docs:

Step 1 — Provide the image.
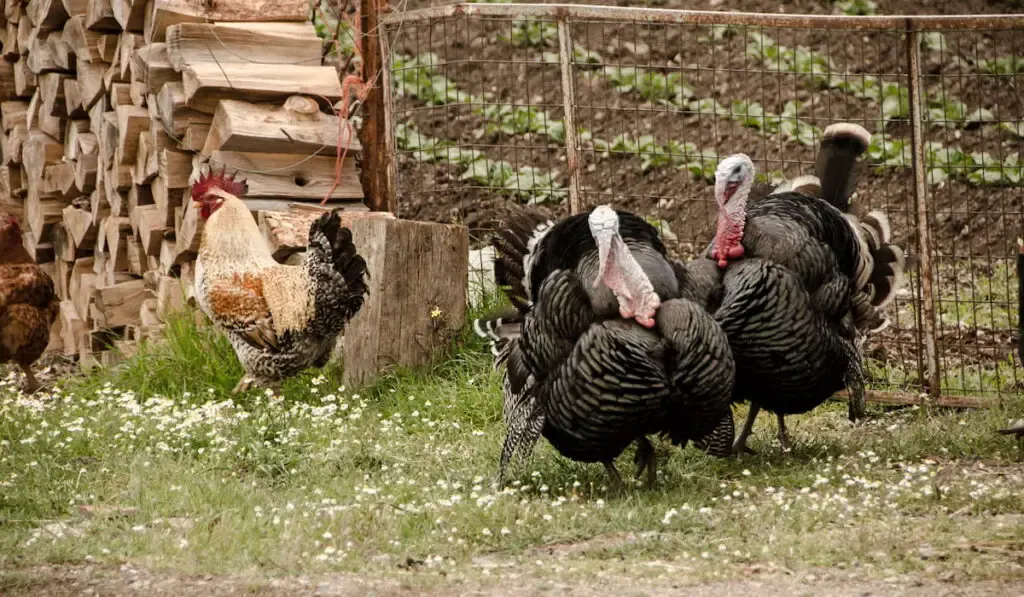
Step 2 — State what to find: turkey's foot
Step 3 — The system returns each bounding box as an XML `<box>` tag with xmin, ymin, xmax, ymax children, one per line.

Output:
<box><xmin>732</xmin><ymin>404</ymin><xmax>761</xmax><ymax>455</ymax></box>
<box><xmin>19</xmin><ymin>364</ymin><xmax>39</xmax><ymax>394</ymax></box>
<box><xmin>776</xmin><ymin>413</ymin><xmax>791</xmax><ymax>454</ymax></box>
<box><xmin>633</xmin><ymin>437</ymin><xmax>657</xmax><ymax>489</ymax></box>
<box><xmin>603</xmin><ymin>461</ymin><xmax>624</xmax><ymax>493</ymax></box>
<box><xmin>232</xmin><ymin>377</ymin><xmax>254</xmax><ymax>394</ymax></box>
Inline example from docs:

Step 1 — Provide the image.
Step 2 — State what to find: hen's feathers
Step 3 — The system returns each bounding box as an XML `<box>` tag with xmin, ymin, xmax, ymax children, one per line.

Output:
<box><xmin>0</xmin><ymin>264</ymin><xmax>59</xmax><ymax>367</ymax></box>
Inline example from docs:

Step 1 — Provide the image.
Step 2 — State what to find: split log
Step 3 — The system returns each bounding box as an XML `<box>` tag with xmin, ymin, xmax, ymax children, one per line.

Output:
<box><xmin>93</xmin><ymin>279</ymin><xmax>148</xmax><ymax>328</ymax></box>
<box><xmin>343</xmin><ymin>219</ymin><xmax>470</xmax><ymax>388</ymax></box>
<box><xmin>165</xmin><ymin>21</ymin><xmax>321</xmax><ymax>72</ymax></box>
<box><xmin>145</xmin><ymin>0</ymin><xmax>310</xmax><ymax>43</ymax></box>
<box><xmin>111</xmin><ymin>0</ymin><xmax>144</xmax><ymax>33</ymax></box>
<box><xmin>85</xmin><ymin>0</ymin><xmax>118</xmax><ymax>32</ymax></box>
<box><xmin>202</xmin><ymin>151</ymin><xmax>362</xmax><ymax>201</ymax></box>
<box><xmin>63</xmin><ymin>14</ymin><xmax>103</xmax><ymax>62</ymax></box>
<box><xmin>203</xmin><ymin>96</ymin><xmax>361</xmax><ymax>157</ymax></box>
<box><xmin>181</xmin><ymin>63</ymin><xmax>343</xmax><ymax>114</ymax></box>
<box><xmin>60</xmin><ymin>300</ymin><xmax>86</xmax><ymax>355</ymax></box>
<box><xmin>131</xmin><ymin>43</ymin><xmax>176</xmax><ymax>95</ymax></box>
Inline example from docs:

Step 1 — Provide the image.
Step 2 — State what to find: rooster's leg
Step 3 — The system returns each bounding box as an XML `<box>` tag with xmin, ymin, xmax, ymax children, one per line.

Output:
<box><xmin>776</xmin><ymin>413</ymin><xmax>791</xmax><ymax>453</ymax></box>
<box><xmin>232</xmin><ymin>376</ymin><xmax>253</xmax><ymax>394</ymax></box>
<box><xmin>633</xmin><ymin>437</ymin><xmax>657</xmax><ymax>489</ymax></box>
<box><xmin>19</xmin><ymin>364</ymin><xmax>39</xmax><ymax>394</ymax></box>
<box><xmin>732</xmin><ymin>404</ymin><xmax>760</xmax><ymax>455</ymax></box>
<box><xmin>603</xmin><ymin>461</ymin><xmax>623</xmax><ymax>492</ymax></box>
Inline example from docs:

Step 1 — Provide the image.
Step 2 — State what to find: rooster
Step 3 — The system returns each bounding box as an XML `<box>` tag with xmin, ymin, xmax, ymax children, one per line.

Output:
<box><xmin>190</xmin><ymin>169</ymin><xmax>370</xmax><ymax>393</ymax></box>
<box><xmin>1</xmin><ymin>215</ymin><xmax>60</xmax><ymax>393</ymax></box>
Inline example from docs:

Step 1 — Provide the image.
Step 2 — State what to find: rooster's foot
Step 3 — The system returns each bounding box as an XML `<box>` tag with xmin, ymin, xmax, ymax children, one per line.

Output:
<box><xmin>232</xmin><ymin>377</ymin><xmax>254</xmax><ymax>394</ymax></box>
<box><xmin>19</xmin><ymin>364</ymin><xmax>39</xmax><ymax>394</ymax></box>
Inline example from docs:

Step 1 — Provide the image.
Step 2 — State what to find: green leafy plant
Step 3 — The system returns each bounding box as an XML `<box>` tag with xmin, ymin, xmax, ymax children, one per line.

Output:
<box><xmin>396</xmin><ymin>123</ymin><xmax>567</xmax><ymax>204</ymax></box>
<box><xmin>976</xmin><ymin>55</ymin><xmax>1024</xmax><ymax>76</ymax></box>
<box><xmin>605</xmin><ymin>67</ymin><xmax>695</xmax><ymax>106</ymax></box>
<box><xmin>834</xmin><ymin>0</ymin><xmax>879</xmax><ymax>16</ymax></box>
<box><xmin>501</xmin><ymin>18</ymin><xmax>557</xmax><ymax>48</ymax></box>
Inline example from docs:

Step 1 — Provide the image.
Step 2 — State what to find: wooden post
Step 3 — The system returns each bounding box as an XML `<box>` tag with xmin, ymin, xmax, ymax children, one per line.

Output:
<box><xmin>358</xmin><ymin>0</ymin><xmax>396</xmax><ymax>214</ymax></box>
<box><xmin>556</xmin><ymin>18</ymin><xmax>582</xmax><ymax>215</ymax></box>
<box><xmin>343</xmin><ymin>218</ymin><xmax>469</xmax><ymax>388</ymax></box>
<box><xmin>905</xmin><ymin>26</ymin><xmax>942</xmax><ymax>402</ymax></box>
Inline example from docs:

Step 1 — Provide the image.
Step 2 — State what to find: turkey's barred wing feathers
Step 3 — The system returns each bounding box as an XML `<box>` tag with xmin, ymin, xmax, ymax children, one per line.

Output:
<box><xmin>655</xmin><ymin>298</ymin><xmax>736</xmax><ymax>449</ymax></box>
<box><xmin>715</xmin><ymin>259</ymin><xmax>853</xmax><ymax>415</ymax></box>
<box><xmin>495</xmin><ymin>268</ymin><xmax>596</xmax><ymax>470</ymax></box>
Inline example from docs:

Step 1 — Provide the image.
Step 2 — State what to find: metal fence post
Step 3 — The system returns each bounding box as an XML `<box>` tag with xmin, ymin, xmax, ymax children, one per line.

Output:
<box><xmin>556</xmin><ymin>17</ymin><xmax>583</xmax><ymax>215</ymax></box>
<box><xmin>905</xmin><ymin>22</ymin><xmax>942</xmax><ymax>403</ymax></box>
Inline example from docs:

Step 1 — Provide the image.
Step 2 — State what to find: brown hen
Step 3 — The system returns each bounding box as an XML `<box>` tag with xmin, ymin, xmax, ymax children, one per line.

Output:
<box><xmin>0</xmin><ymin>216</ymin><xmax>60</xmax><ymax>393</ymax></box>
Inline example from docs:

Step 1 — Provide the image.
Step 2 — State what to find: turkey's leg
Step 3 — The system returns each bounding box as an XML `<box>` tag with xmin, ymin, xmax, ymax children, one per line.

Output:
<box><xmin>633</xmin><ymin>437</ymin><xmax>657</xmax><ymax>488</ymax></box>
<box><xmin>848</xmin><ymin>377</ymin><xmax>867</xmax><ymax>422</ymax></box>
<box><xmin>732</xmin><ymin>404</ymin><xmax>761</xmax><ymax>454</ymax></box>
<box><xmin>776</xmin><ymin>413</ymin><xmax>791</xmax><ymax>453</ymax></box>
<box><xmin>19</xmin><ymin>364</ymin><xmax>39</xmax><ymax>394</ymax></box>
<box><xmin>603</xmin><ymin>461</ymin><xmax>623</xmax><ymax>492</ymax></box>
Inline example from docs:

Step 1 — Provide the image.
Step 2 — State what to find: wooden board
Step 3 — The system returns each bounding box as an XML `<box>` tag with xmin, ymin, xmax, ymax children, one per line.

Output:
<box><xmin>343</xmin><ymin>219</ymin><xmax>469</xmax><ymax>388</ymax></box>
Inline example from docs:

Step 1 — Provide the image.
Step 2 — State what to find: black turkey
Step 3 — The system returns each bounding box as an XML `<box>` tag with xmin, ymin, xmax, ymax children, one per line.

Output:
<box><xmin>691</xmin><ymin>122</ymin><xmax>906</xmax><ymax>453</ymax></box>
<box><xmin>474</xmin><ymin>205</ymin><xmax>736</xmax><ymax>488</ymax></box>
<box><xmin>996</xmin><ymin>239</ymin><xmax>1024</xmax><ymax>439</ymax></box>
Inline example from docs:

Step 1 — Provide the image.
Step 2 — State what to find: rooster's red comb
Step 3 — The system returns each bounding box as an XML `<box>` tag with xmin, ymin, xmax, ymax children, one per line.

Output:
<box><xmin>190</xmin><ymin>167</ymin><xmax>248</xmax><ymax>203</ymax></box>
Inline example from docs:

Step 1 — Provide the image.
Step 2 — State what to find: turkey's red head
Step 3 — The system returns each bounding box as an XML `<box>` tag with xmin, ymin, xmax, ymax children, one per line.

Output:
<box><xmin>711</xmin><ymin>154</ymin><xmax>754</xmax><ymax>268</ymax></box>
<box><xmin>191</xmin><ymin>168</ymin><xmax>248</xmax><ymax>220</ymax></box>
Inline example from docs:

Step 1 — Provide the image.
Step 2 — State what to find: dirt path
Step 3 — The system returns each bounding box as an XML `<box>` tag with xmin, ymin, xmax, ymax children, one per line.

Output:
<box><xmin>2</xmin><ymin>564</ymin><xmax>1021</xmax><ymax>597</ymax></box>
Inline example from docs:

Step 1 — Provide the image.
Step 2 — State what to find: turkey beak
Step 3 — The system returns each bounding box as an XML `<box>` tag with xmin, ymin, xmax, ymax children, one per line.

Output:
<box><xmin>722</xmin><ymin>171</ymin><xmax>744</xmax><ymax>204</ymax></box>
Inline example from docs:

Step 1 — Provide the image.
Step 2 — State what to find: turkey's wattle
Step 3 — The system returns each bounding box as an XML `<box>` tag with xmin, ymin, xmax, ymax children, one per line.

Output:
<box><xmin>588</xmin><ymin>205</ymin><xmax>660</xmax><ymax>328</ymax></box>
<box><xmin>711</xmin><ymin>155</ymin><xmax>754</xmax><ymax>268</ymax></box>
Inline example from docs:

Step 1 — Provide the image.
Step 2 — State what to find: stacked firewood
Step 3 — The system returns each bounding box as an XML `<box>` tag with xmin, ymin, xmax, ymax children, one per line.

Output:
<box><xmin>0</xmin><ymin>0</ymin><xmax>369</xmax><ymax>369</ymax></box>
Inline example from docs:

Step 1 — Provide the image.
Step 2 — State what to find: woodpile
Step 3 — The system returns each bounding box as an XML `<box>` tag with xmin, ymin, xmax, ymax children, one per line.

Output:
<box><xmin>0</xmin><ymin>0</ymin><xmax>368</xmax><ymax>370</ymax></box>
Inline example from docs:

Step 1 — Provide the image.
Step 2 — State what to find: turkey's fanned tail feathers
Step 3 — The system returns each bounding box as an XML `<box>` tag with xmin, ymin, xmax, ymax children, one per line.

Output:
<box><xmin>845</xmin><ymin>209</ymin><xmax>906</xmax><ymax>333</ymax></box>
<box><xmin>473</xmin><ymin>305</ymin><xmax>522</xmax><ymax>361</ymax></box>
<box><xmin>813</xmin><ymin>122</ymin><xmax>905</xmax><ymax>333</ymax></box>
<box><xmin>491</xmin><ymin>210</ymin><xmax>555</xmax><ymax>313</ymax></box>
<box><xmin>815</xmin><ymin>122</ymin><xmax>872</xmax><ymax>212</ymax></box>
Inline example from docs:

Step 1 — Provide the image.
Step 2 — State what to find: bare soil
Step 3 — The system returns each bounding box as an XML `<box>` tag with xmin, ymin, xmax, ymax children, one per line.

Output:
<box><xmin>391</xmin><ymin>0</ymin><xmax>1024</xmax><ymax>259</ymax></box>
<box><xmin>3</xmin><ymin>564</ymin><xmax>1022</xmax><ymax>597</ymax></box>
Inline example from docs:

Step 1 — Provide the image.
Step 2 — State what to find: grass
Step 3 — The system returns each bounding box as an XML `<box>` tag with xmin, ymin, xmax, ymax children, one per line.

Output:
<box><xmin>2</xmin><ymin>306</ymin><xmax>1024</xmax><ymax>588</ymax></box>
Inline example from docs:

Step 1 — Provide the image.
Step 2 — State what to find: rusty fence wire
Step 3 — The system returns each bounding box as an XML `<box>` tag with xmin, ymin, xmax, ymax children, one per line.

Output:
<box><xmin>381</xmin><ymin>3</ymin><xmax>1024</xmax><ymax>406</ymax></box>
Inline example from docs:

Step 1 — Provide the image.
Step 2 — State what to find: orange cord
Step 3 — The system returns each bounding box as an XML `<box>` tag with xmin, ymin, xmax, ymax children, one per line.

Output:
<box><xmin>322</xmin><ymin>2</ymin><xmax>370</xmax><ymax>207</ymax></box>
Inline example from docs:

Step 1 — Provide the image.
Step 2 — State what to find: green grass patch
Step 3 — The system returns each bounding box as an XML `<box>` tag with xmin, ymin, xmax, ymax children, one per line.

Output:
<box><xmin>2</xmin><ymin>309</ymin><xmax>1023</xmax><ymax>581</ymax></box>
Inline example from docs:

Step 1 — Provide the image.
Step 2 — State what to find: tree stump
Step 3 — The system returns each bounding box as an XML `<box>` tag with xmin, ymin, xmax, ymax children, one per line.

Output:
<box><xmin>343</xmin><ymin>218</ymin><xmax>469</xmax><ymax>388</ymax></box>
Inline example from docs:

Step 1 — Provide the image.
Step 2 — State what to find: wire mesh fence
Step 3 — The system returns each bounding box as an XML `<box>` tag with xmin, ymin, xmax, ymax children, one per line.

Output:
<box><xmin>382</xmin><ymin>3</ymin><xmax>1024</xmax><ymax>405</ymax></box>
